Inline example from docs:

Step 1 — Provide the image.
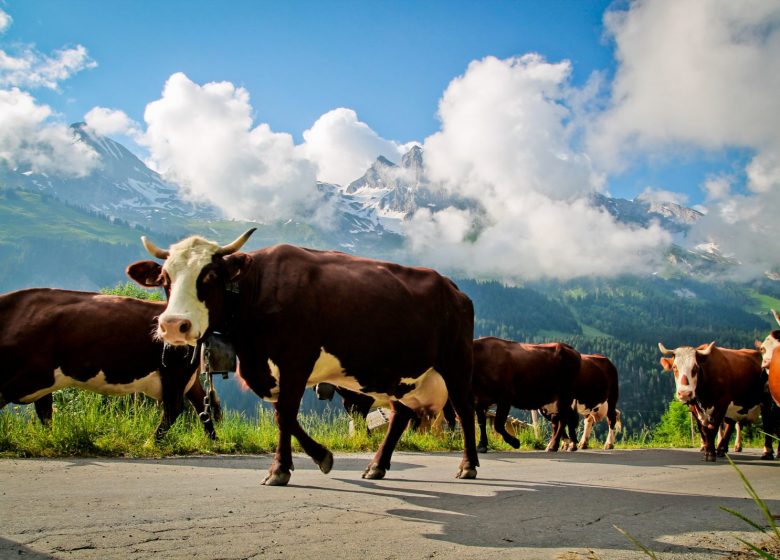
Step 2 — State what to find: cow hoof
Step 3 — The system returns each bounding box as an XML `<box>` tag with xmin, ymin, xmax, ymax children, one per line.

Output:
<box><xmin>704</xmin><ymin>453</ymin><xmax>717</xmax><ymax>463</ymax></box>
<box><xmin>506</xmin><ymin>437</ymin><xmax>521</xmax><ymax>449</ymax></box>
<box><xmin>716</xmin><ymin>448</ymin><xmax>727</xmax><ymax>457</ymax></box>
<box><xmin>567</xmin><ymin>442</ymin><xmax>577</xmax><ymax>452</ymax></box>
<box><xmin>603</xmin><ymin>443</ymin><xmax>614</xmax><ymax>450</ymax></box>
<box><xmin>578</xmin><ymin>442</ymin><xmax>589</xmax><ymax>450</ymax></box>
<box><xmin>734</xmin><ymin>445</ymin><xmax>742</xmax><ymax>453</ymax></box>
<box><xmin>456</xmin><ymin>467</ymin><xmax>477</xmax><ymax>479</ymax></box>
<box><xmin>477</xmin><ymin>445</ymin><xmax>488</xmax><ymax>454</ymax></box>
<box><xmin>262</xmin><ymin>472</ymin><xmax>291</xmax><ymax>486</ymax></box>
<box><xmin>761</xmin><ymin>451</ymin><xmax>775</xmax><ymax>461</ymax></box>
<box><xmin>316</xmin><ymin>451</ymin><xmax>334</xmax><ymax>474</ymax></box>
<box><xmin>362</xmin><ymin>464</ymin><xmax>386</xmax><ymax>480</ymax></box>
<box><xmin>545</xmin><ymin>445</ymin><xmax>559</xmax><ymax>453</ymax></box>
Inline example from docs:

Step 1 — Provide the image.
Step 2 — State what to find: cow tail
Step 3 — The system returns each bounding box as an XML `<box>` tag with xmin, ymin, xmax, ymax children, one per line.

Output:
<box><xmin>614</xmin><ymin>409</ymin><xmax>623</xmax><ymax>433</ymax></box>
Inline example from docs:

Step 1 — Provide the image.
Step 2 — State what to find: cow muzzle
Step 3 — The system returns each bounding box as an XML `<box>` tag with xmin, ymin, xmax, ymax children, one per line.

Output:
<box><xmin>159</xmin><ymin>315</ymin><xmax>198</xmax><ymax>346</ymax></box>
<box><xmin>676</xmin><ymin>390</ymin><xmax>694</xmax><ymax>403</ymax></box>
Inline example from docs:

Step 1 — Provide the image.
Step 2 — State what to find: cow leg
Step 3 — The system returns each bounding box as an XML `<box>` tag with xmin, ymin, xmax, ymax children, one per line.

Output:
<box><xmin>565</xmin><ymin>409</ymin><xmax>578</xmax><ymax>452</ymax></box>
<box><xmin>493</xmin><ymin>401</ymin><xmax>520</xmax><ymax>449</ymax></box>
<box><xmin>266</xmin><ymin>360</ymin><xmax>334</xmax><ymax>486</ymax></box>
<box><xmin>701</xmin><ymin>423</ymin><xmax>718</xmax><ymax>462</ymax></box>
<box><xmin>443</xmin><ymin>400</ymin><xmax>458</xmax><ymax>431</ymax></box>
<box><xmin>446</xmin><ymin>383</ymin><xmax>479</xmax><ymax>480</ymax></box>
<box><xmin>33</xmin><ymin>394</ymin><xmax>54</xmax><ymax>425</ymax></box>
<box><xmin>546</xmin><ymin>415</ymin><xmax>565</xmax><ymax>452</ymax></box>
<box><xmin>184</xmin><ymin>378</ymin><xmax>217</xmax><ymax>440</ymax></box>
<box><xmin>156</xmin><ymin>376</ymin><xmax>186</xmax><ymax>441</ymax></box>
<box><xmin>578</xmin><ymin>416</ymin><xmax>594</xmax><ymax>450</ymax></box>
<box><xmin>604</xmin><ymin>408</ymin><xmax>619</xmax><ymax>450</ymax></box>
<box><xmin>476</xmin><ymin>405</ymin><xmax>489</xmax><ymax>453</ymax></box>
<box><xmin>761</xmin><ymin>398</ymin><xmax>776</xmax><ymax>460</ymax></box>
<box><xmin>733</xmin><ymin>422</ymin><xmax>742</xmax><ymax>453</ymax></box>
<box><xmin>716</xmin><ymin>419</ymin><xmax>736</xmax><ymax>457</ymax></box>
<box><xmin>362</xmin><ymin>401</ymin><xmax>414</xmax><ymax>479</ymax></box>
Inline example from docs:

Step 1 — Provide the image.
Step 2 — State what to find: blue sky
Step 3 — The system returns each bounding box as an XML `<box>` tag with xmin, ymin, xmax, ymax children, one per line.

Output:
<box><xmin>2</xmin><ymin>1</ymin><xmax>779</xmax><ymax>279</ymax></box>
<box><xmin>6</xmin><ymin>1</ymin><xmax>612</xmax><ymax>143</ymax></box>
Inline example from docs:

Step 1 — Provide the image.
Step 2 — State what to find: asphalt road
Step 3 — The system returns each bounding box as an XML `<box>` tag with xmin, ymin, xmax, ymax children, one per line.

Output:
<box><xmin>1</xmin><ymin>449</ymin><xmax>779</xmax><ymax>560</ymax></box>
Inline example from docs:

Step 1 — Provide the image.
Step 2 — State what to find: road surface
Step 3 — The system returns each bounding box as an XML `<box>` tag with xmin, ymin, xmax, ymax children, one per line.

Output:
<box><xmin>1</xmin><ymin>449</ymin><xmax>778</xmax><ymax>559</ymax></box>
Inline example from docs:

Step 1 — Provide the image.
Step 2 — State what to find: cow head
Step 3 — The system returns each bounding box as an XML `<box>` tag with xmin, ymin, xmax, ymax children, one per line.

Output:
<box><xmin>756</xmin><ymin>310</ymin><xmax>780</xmax><ymax>369</ymax></box>
<box><xmin>658</xmin><ymin>341</ymin><xmax>716</xmax><ymax>403</ymax></box>
<box><xmin>126</xmin><ymin>228</ymin><xmax>256</xmax><ymax>346</ymax></box>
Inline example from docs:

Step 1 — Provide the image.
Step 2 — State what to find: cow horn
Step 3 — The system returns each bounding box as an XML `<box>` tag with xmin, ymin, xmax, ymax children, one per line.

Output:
<box><xmin>697</xmin><ymin>341</ymin><xmax>716</xmax><ymax>356</ymax></box>
<box><xmin>141</xmin><ymin>236</ymin><xmax>170</xmax><ymax>260</ymax></box>
<box><xmin>658</xmin><ymin>342</ymin><xmax>674</xmax><ymax>355</ymax></box>
<box><xmin>772</xmin><ymin>309</ymin><xmax>780</xmax><ymax>327</ymax></box>
<box><xmin>215</xmin><ymin>228</ymin><xmax>256</xmax><ymax>256</ymax></box>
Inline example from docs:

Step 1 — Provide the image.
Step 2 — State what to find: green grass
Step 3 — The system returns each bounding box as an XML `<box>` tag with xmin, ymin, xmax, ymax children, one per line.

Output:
<box><xmin>1</xmin><ymin>391</ymin><xmax>769</xmax><ymax>458</ymax></box>
<box><xmin>0</xmin><ymin>390</ymin><xmax>541</xmax><ymax>458</ymax></box>
<box><xmin>0</xmin><ymin>190</ymin><xmax>143</xmax><ymax>244</ymax></box>
<box><xmin>747</xmin><ymin>289</ymin><xmax>780</xmax><ymax>321</ymax></box>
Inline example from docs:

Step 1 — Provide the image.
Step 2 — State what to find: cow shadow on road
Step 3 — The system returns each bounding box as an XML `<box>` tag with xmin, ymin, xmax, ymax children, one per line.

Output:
<box><xmin>0</xmin><ymin>538</ymin><xmax>57</xmax><ymax>559</ymax></box>
<box><xmin>312</xmin><ymin>455</ymin><xmax>780</xmax><ymax>557</ymax></box>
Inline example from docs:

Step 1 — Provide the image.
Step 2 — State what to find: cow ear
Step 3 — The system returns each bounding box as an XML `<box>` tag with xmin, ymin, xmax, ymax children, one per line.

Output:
<box><xmin>659</xmin><ymin>357</ymin><xmax>674</xmax><ymax>371</ymax></box>
<box><xmin>126</xmin><ymin>260</ymin><xmax>163</xmax><ymax>287</ymax></box>
<box><xmin>223</xmin><ymin>253</ymin><xmax>251</xmax><ymax>282</ymax></box>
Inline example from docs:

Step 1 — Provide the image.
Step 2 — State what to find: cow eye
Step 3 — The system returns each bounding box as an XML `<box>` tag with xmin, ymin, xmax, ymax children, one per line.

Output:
<box><xmin>202</xmin><ymin>270</ymin><xmax>219</xmax><ymax>285</ymax></box>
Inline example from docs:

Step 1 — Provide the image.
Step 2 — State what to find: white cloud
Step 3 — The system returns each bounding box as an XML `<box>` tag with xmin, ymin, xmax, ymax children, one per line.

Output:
<box><xmin>301</xmin><ymin>108</ymin><xmax>406</xmax><ymax>186</ymax></box>
<box><xmin>589</xmin><ymin>0</ymin><xmax>780</xmax><ymax>171</ymax></box>
<box><xmin>636</xmin><ymin>187</ymin><xmax>688</xmax><ymax>206</ymax></box>
<box><xmin>84</xmin><ymin>106</ymin><xmax>140</xmax><ymax>137</ymax></box>
<box><xmin>0</xmin><ymin>9</ymin><xmax>12</xmax><ymax>34</ymax></box>
<box><xmin>408</xmin><ymin>54</ymin><xmax>670</xmax><ymax>281</ymax></box>
<box><xmin>0</xmin><ymin>44</ymin><xmax>96</xmax><ymax>90</ymax></box>
<box><xmin>585</xmin><ymin>0</ymin><xmax>780</xmax><ymax>278</ymax></box>
<box><xmin>142</xmin><ymin>72</ymin><xmax>323</xmax><ymax>224</ymax></box>
<box><xmin>702</xmin><ymin>175</ymin><xmax>732</xmax><ymax>202</ymax></box>
<box><xmin>0</xmin><ymin>87</ymin><xmax>98</xmax><ymax>175</ymax></box>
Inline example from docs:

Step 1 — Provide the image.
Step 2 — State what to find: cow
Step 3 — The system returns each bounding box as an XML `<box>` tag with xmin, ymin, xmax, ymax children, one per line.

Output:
<box><xmin>573</xmin><ymin>354</ymin><xmax>622</xmax><ymax>450</ymax></box>
<box><xmin>126</xmin><ymin>229</ymin><xmax>479</xmax><ymax>485</ymax></box>
<box><xmin>658</xmin><ymin>341</ymin><xmax>774</xmax><ymax>462</ymax></box>
<box><xmin>0</xmin><ymin>288</ymin><xmax>219</xmax><ymax>439</ymax></box>
<box><xmin>472</xmin><ymin>337</ymin><xmax>580</xmax><ymax>454</ymax></box>
<box><xmin>315</xmin><ymin>382</ymin><xmax>459</xmax><ymax>434</ymax></box>
<box><xmin>756</xmin><ymin>309</ymin><xmax>780</xmax><ymax>407</ymax></box>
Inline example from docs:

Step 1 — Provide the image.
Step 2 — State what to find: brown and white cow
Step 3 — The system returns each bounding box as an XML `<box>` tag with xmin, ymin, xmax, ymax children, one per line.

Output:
<box><xmin>756</xmin><ymin>309</ymin><xmax>780</xmax><ymax>407</ymax></box>
<box><xmin>659</xmin><ymin>341</ymin><xmax>774</xmax><ymax>462</ymax></box>
<box><xmin>472</xmin><ymin>337</ymin><xmax>580</xmax><ymax>453</ymax></box>
<box><xmin>127</xmin><ymin>230</ymin><xmax>479</xmax><ymax>485</ymax></box>
<box><xmin>0</xmin><ymin>288</ymin><xmax>218</xmax><ymax>439</ymax></box>
<box><xmin>573</xmin><ymin>354</ymin><xmax>622</xmax><ymax>450</ymax></box>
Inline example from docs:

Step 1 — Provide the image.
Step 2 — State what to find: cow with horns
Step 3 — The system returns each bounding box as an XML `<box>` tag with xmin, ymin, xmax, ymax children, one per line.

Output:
<box><xmin>127</xmin><ymin>229</ymin><xmax>479</xmax><ymax>485</ymax></box>
<box><xmin>0</xmin><ymin>288</ymin><xmax>218</xmax><ymax>439</ymax></box>
<box><xmin>658</xmin><ymin>341</ymin><xmax>774</xmax><ymax>462</ymax></box>
<box><xmin>756</xmin><ymin>309</ymin><xmax>780</xmax><ymax>407</ymax></box>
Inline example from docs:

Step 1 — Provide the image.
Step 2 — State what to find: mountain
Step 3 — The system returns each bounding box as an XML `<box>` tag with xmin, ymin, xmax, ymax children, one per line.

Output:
<box><xmin>344</xmin><ymin>146</ymin><xmax>479</xmax><ymax>233</ymax></box>
<box><xmin>590</xmin><ymin>192</ymin><xmax>702</xmax><ymax>234</ymax></box>
<box><xmin>0</xmin><ymin>123</ymin><xmax>218</xmax><ymax>233</ymax></box>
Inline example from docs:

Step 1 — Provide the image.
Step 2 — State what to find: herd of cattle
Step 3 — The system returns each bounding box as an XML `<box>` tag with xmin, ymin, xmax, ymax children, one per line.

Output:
<box><xmin>1</xmin><ymin>228</ymin><xmax>780</xmax><ymax>485</ymax></box>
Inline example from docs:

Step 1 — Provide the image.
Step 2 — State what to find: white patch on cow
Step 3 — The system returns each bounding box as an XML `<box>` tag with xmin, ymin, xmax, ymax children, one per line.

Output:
<box><xmin>576</xmin><ymin>400</ymin><xmax>608</xmax><ymax>422</ymax></box>
<box><xmin>669</xmin><ymin>347</ymin><xmax>699</xmax><ymax>399</ymax></box>
<box><xmin>725</xmin><ymin>402</ymin><xmax>761</xmax><ymax>423</ymax></box>
<box><xmin>760</xmin><ymin>335</ymin><xmax>780</xmax><ymax>369</ymax></box>
<box><xmin>397</xmin><ymin>369</ymin><xmax>448</xmax><ymax>415</ymax></box>
<box><xmin>20</xmin><ymin>368</ymin><xmax>163</xmax><ymax>403</ymax></box>
<box><xmin>261</xmin><ymin>348</ymin><xmax>448</xmax><ymax>415</ymax></box>
<box><xmin>159</xmin><ymin>236</ymin><xmax>218</xmax><ymax>345</ymax></box>
<box><xmin>540</xmin><ymin>401</ymin><xmax>558</xmax><ymax>415</ymax></box>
